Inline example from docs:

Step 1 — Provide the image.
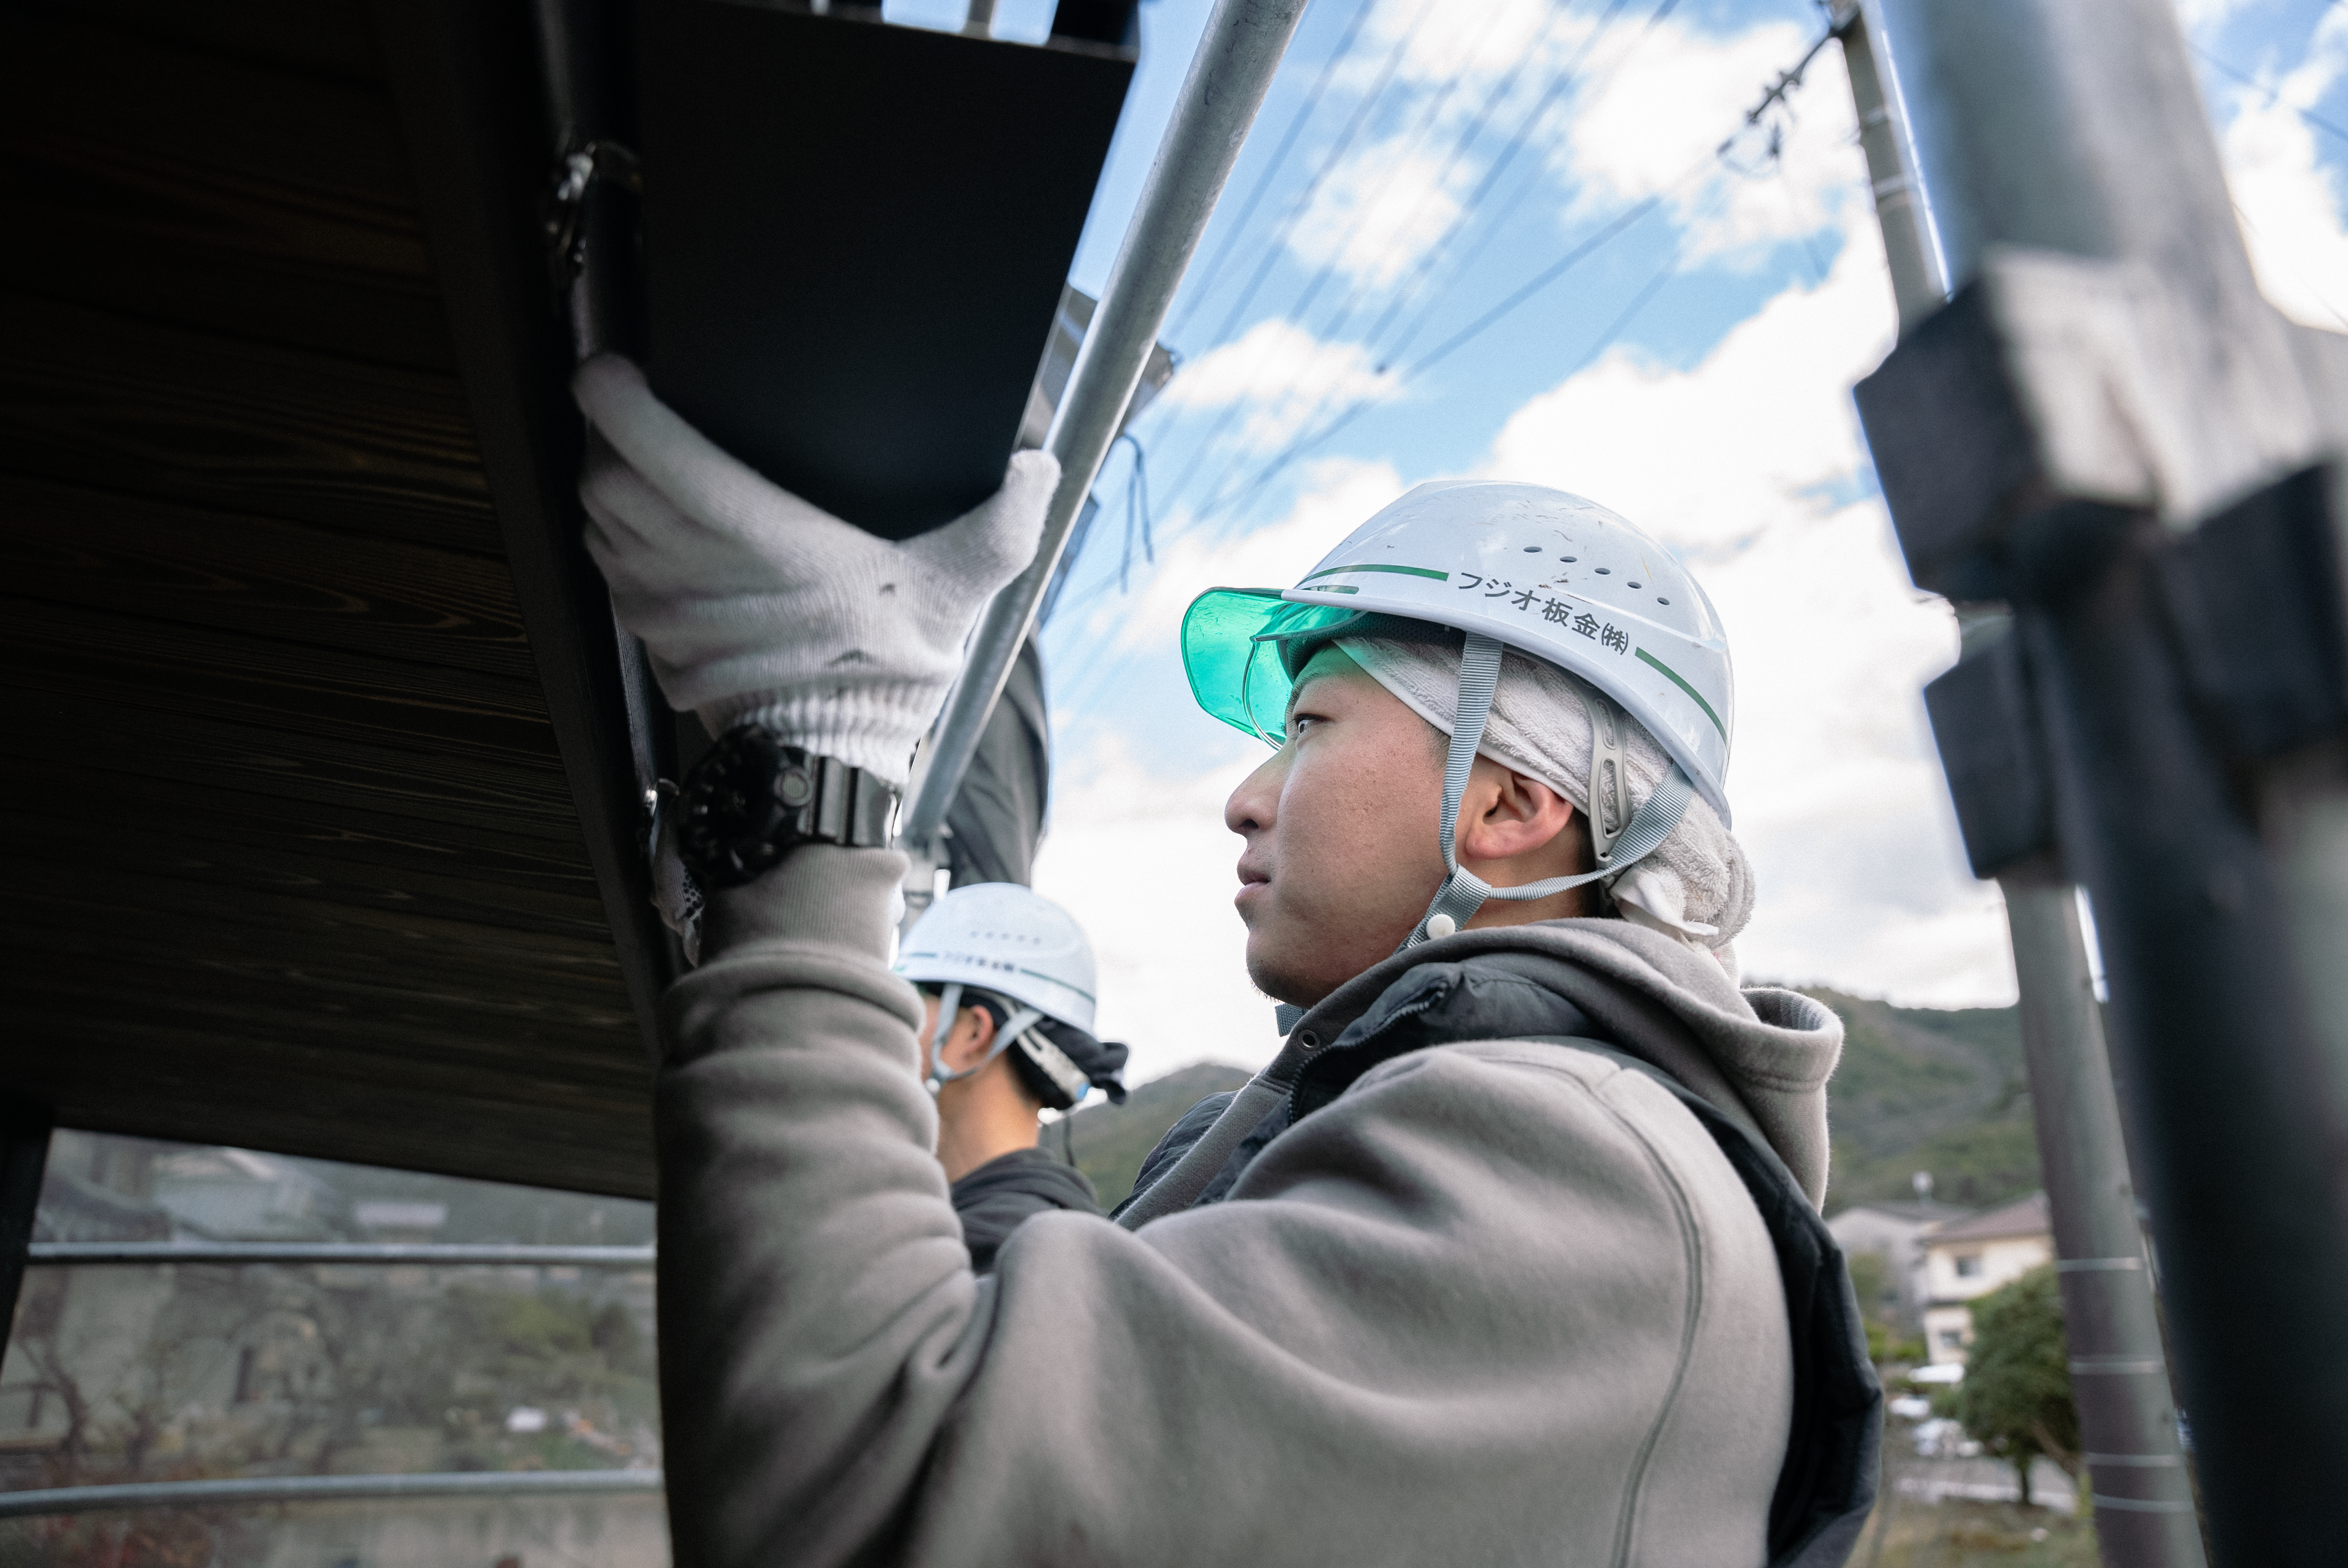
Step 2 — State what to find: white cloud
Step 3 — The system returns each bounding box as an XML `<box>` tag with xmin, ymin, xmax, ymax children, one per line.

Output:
<box><xmin>1286</xmin><ymin>136</ymin><xmax>1471</xmax><ymax>291</ymax></box>
<box><xmin>1278</xmin><ymin>3</ymin><xmax>1858</xmax><ymax>307</ymax></box>
<box><xmin>1097</xmin><ymin>456</ymin><xmax>1404</xmax><ymax>656</ymax></box>
<box><xmin>1481</xmin><ymin>214</ymin><xmax>2015</xmax><ymax>1004</ymax></box>
<box><xmin>1558</xmin><ymin>18</ymin><xmax>1867</xmax><ymax>269</ymax></box>
<box><xmin>1371</xmin><ymin>0</ymin><xmax>1589</xmax><ymax>97</ymax></box>
<box><xmin>1154</xmin><ymin>319</ymin><xmax>1400</xmax><ymax>453</ymax></box>
<box><xmin>1289</xmin><ymin>0</ymin><xmax>1602</xmax><ymax>290</ymax></box>
<box><xmin>1032</xmin><ymin>739</ymin><xmax>1284</xmax><ymax>1083</ymax></box>
<box><xmin>2211</xmin><ymin>8</ymin><xmax>2348</xmax><ymax>330</ymax></box>
<box><xmin>2171</xmin><ymin>0</ymin><xmax>2258</xmax><ymax>39</ymax></box>
<box><xmin>1480</xmin><ymin>210</ymin><xmax>1893</xmax><ymax>551</ymax></box>
<box><xmin>1700</xmin><ymin>504</ymin><xmax>2006</xmax><ymax>1004</ymax></box>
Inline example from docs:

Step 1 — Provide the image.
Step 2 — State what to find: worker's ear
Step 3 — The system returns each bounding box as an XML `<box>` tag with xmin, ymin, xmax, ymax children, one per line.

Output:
<box><xmin>939</xmin><ymin>1005</ymin><xmax>997</xmax><ymax>1073</ymax></box>
<box><xmin>1456</xmin><ymin>760</ymin><xmax>1579</xmax><ymax>863</ymax></box>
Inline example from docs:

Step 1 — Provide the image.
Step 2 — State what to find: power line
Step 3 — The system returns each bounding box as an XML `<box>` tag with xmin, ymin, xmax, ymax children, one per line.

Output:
<box><xmin>1298</xmin><ymin>0</ymin><xmax>1593</xmax><ymax>360</ymax></box>
<box><xmin>1060</xmin><ymin>10</ymin><xmax>1845</xmax><ymax>682</ymax></box>
<box><xmin>1361</xmin><ymin>0</ymin><xmax>1646</xmax><ymax>363</ymax></box>
<box><xmin>1154</xmin><ymin>0</ymin><xmax>1446</xmax><ymax>514</ymax></box>
<box><xmin>1271</xmin><ymin>0</ymin><xmax>1525</xmax><ymax>338</ymax></box>
<box><xmin>1397</xmin><ymin>185</ymin><xmax>1672</xmax><ymax>372</ymax></box>
<box><xmin>1166</xmin><ymin>0</ymin><xmax>1381</xmax><ymax>341</ymax></box>
<box><xmin>1170</xmin><ymin>0</ymin><xmax>1646</xmax><ymax>519</ymax></box>
<box><xmin>1116</xmin><ymin>432</ymin><xmax>1156</xmax><ymax>591</ymax></box>
<box><xmin>1171</xmin><ymin>23</ymin><xmax>1830</xmax><ymax>537</ymax></box>
<box><xmin>2187</xmin><ymin>39</ymin><xmax>2348</xmax><ymax>151</ymax></box>
<box><xmin>1177</xmin><ymin>0</ymin><xmax>1678</xmax><ymax>519</ymax></box>
<box><xmin>1186</xmin><ymin>187</ymin><xmax>1682</xmax><ymax>529</ymax></box>
<box><xmin>1376</xmin><ymin>0</ymin><xmax>1682</xmax><ymax>367</ymax></box>
<box><xmin>1204</xmin><ymin>0</ymin><xmax>1444</xmax><ymax>349</ymax></box>
<box><xmin>1166</xmin><ymin>0</ymin><xmax>1527</xmax><ymax>514</ymax></box>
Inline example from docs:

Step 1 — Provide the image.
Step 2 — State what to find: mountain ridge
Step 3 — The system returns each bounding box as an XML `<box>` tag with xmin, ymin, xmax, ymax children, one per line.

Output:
<box><xmin>1063</xmin><ymin>988</ymin><xmax>2045</xmax><ymax>1216</ymax></box>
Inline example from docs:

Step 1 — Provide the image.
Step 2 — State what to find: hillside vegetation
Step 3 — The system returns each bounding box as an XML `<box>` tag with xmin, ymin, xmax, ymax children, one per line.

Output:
<box><xmin>1062</xmin><ymin>991</ymin><xmax>2045</xmax><ymax>1218</ymax></box>
<box><xmin>1060</xmin><ymin>1061</ymin><xmax>1253</xmax><ymax>1210</ymax></box>
<box><xmin>1808</xmin><ymin>989</ymin><xmax>2043</xmax><ymax>1213</ymax></box>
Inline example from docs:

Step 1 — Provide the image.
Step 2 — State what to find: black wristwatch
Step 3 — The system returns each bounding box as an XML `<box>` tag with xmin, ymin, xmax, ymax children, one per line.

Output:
<box><xmin>674</xmin><ymin>726</ymin><xmax>898</xmax><ymax>888</ymax></box>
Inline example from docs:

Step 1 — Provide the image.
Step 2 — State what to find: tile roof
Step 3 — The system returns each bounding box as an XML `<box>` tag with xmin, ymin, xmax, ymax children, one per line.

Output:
<box><xmin>1923</xmin><ymin>1191</ymin><xmax>2051</xmax><ymax>1245</ymax></box>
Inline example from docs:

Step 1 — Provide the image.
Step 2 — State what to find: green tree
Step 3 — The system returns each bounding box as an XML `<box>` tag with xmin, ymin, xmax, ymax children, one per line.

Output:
<box><xmin>1947</xmin><ymin>1264</ymin><xmax>2081</xmax><ymax>1505</ymax></box>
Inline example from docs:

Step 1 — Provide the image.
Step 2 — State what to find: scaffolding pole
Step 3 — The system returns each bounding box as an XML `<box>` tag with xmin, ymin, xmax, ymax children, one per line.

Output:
<box><xmin>1856</xmin><ymin>1</ymin><xmax>2348</xmax><ymax>1560</ymax></box>
<box><xmin>896</xmin><ymin>0</ymin><xmax>1311</xmax><ymax>863</ymax></box>
<box><xmin>1834</xmin><ymin>8</ymin><xmax>2208</xmax><ymax>1560</ymax></box>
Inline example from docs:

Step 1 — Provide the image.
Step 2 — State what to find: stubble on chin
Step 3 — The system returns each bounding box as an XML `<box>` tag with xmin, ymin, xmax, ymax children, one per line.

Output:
<box><xmin>1243</xmin><ymin>920</ymin><xmax>1327</xmax><ymax>1010</ymax></box>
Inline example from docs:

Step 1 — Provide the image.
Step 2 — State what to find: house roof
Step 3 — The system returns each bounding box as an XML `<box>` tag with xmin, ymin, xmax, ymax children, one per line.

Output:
<box><xmin>1924</xmin><ymin>1191</ymin><xmax>2051</xmax><ymax>1246</ymax></box>
<box><xmin>1830</xmin><ymin>1199</ymin><xmax>1974</xmax><ymax>1226</ymax></box>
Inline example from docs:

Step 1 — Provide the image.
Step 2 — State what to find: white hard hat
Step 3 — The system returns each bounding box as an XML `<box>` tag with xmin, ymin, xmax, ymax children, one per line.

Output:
<box><xmin>1182</xmin><ymin>481</ymin><xmax>1731</xmax><ymax>960</ymax></box>
<box><xmin>1183</xmin><ymin>481</ymin><xmax>1732</xmax><ymax>821</ymax></box>
<box><xmin>894</xmin><ymin>882</ymin><xmax>1098</xmax><ymax>1035</ymax></box>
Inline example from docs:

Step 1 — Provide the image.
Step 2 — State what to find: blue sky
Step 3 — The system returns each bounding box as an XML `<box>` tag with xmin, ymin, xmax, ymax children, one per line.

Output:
<box><xmin>889</xmin><ymin>0</ymin><xmax>2348</xmax><ymax>1081</ymax></box>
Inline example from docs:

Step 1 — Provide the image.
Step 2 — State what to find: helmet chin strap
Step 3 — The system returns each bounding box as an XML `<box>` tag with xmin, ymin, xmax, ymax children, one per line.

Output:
<box><xmin>926</xmin><ymin>986</ymin><xmax>1048</xmax><ymax>1096</ymax></box>
<box><xmin>1402</xmin><ymin>634</ymin><xmax>1694</xmax><ymax>952</ymax></box>
<box><xmin>1269</xmin><ymin>638</ymin><xmax>1700</xmax><ymax>1040</ymax></box>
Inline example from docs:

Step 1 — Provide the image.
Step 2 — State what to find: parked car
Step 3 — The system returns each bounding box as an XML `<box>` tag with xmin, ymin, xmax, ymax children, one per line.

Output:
<box><xmin>1912</xmin><ymin>1417</ymin><xmax>1983</xmax><ymax>1459</ymax></box>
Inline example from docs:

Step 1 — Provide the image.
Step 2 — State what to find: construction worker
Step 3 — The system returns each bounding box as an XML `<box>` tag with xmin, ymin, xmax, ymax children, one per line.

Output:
<box><xmin>574</xmin><ymin>354</ymin><xmax>1879</xmax><ymax>1568</ymax></box>
<box><xmin>897</xmin><ymin>882</ymin><xmax>1129</xmax><ymax>1271</ymax></box>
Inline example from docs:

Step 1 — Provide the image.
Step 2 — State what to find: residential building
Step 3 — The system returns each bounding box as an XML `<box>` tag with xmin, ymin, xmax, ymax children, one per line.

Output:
<box><xmin>1918</xmin><ymin>1192</ymin><xmax>2056</xmax><ymax>1365</ymax></box>
<box><xmin>1826</xmin><ymin>1198</ymin><xmax>1973</xmax><ymax>1332</ymax></box>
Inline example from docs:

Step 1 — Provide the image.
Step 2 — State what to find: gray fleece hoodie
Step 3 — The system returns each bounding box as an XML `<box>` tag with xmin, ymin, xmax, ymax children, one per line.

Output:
<box><xmin>656</xmin><ymin>845</ymin><xmax>1876</xmax><ymax>1567</ymax></box>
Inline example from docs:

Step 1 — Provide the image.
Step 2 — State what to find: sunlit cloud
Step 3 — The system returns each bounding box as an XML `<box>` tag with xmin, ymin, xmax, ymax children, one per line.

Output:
<box><xmin>1094</xmin><ymin>455</ymin><xmax>1404</xmax><ymax>657</ymax></box>
<box><xmin>1480</xmin><ymin>209</ymin><xmax>1894</xmax><ymax>551</ymax></box>
<box><xmin>1476</xmin><ymin>213</ymin><xmax>2007</xmax><ymax>1002</ymax></box>
<box><xmin>1285</xmin><ymin>137</ymin><xmax>1472</xmax><ymax>291</ymax></box>
<box><xmin>1152</xmin><ymin>319</ymin><xmax>1401</xmax><ymax>453</ymax></box>
<box><xmin>2208</xmin><ymin>7</ymin><xmax>2348</xmax><ymax>330</ymax></box>
<box><xmin>1557</xmin><ymin>17</ymin><xmax>1867</xmax><ymax>270</ymax></box>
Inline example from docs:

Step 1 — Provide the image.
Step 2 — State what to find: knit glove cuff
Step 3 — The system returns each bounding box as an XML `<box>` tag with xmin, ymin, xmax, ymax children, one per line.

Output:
<box><xmin>573</xmin><ymin>355</ymin><xmax>1058</xmax><ymax>786</ymax></box>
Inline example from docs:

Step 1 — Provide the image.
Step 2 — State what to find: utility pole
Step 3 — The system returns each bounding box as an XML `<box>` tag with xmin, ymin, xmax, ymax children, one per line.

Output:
<box><xmin>1832</xmin><ymin>8</ymin><xmax>2208</xmax><ymax>1561</ymax></box>
<box><xmin>1853</xmin><ymin>1</ymin><xmax>2348</xmax><ymax>1561</ymax></box>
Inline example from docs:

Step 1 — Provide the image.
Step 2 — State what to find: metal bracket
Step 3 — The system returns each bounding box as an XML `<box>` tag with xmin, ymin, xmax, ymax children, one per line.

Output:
<box><xmin>1857</xmin><ymin>249</ymin><xmax>2344</xmax><ymax>601</ymax></box>
<box><xmin>2153</xmin><ymin>464</ymin><xmax>2348</xmax><ymax>764</ymax></box>
<box><xmin>1924</xmin><ymin>630</ymin><xmax>2056</xmax><ymax>879</ymax></box>
<box><xmin>543</xmin><ymin>138</ymin><xmax>641</xmax><ymax>293</ymax></box>
<box><xmin>1920</xmin><ymin>463</ymin><xmax>2347</xmax><ymax>879</ymax></box>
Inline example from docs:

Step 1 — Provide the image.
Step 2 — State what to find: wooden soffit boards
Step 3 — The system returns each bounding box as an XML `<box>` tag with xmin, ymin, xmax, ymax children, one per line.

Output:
<box><xmin>1</xmin><ymin>0</ymin><xmax>663</xmax><ymax>1197</ymax></box>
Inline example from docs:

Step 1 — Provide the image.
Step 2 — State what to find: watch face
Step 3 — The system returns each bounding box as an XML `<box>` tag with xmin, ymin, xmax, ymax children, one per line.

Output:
<box><xmin>677</xmin><ymin>729</ymin><xmax>812</xmax><ymax>888</ymax></box>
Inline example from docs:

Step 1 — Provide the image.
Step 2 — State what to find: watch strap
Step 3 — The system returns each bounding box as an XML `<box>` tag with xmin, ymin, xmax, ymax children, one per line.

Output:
<box><xmin>677</xmin><ymin>728</ymin><xmax>898</xmax><ymax>889</ymax></box>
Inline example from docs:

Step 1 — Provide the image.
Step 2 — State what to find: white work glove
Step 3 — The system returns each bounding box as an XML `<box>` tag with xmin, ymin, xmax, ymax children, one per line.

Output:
<box><xmin>573</xmin><ymin>354</ymin><xmax>1059</xmax><ymax>787</ymax></box>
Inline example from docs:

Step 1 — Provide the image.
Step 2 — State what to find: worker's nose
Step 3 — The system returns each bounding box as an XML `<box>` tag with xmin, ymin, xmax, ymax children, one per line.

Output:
<box><xmin>1226</xmin><ymin>750</ymin><xmax>1284</xmax><ymax>837</ymax></box>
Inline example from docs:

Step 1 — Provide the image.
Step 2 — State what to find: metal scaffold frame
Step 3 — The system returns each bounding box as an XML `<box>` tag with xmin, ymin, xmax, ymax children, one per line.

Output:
<box><xmin>1855</xmin><ymin>1</ymin><xmax>2348</xmax><ymax>1560</ymax></box>
<box><xmin>897</xmin><ymin>0</ymin><xmax>1313</xmax><ymax>867</ymax></box>
<box><xmin>1833</xmin><ymin>7</ymin><xmax>2208</xmax><ymax>1562</ymax></box>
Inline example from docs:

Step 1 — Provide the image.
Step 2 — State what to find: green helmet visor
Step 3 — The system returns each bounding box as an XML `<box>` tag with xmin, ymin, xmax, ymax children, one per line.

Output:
<box><xmin>1181</xmin><ymin>589</ymin><xmax>1377</xmax><ymax>746</ymax></box>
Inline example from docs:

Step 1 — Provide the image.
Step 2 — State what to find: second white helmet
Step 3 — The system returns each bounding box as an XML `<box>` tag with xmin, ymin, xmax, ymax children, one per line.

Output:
<box><xmin>895</xmin><ymin>882</ymin><xmax>1098</xmax><ymax>1035</ymax></box>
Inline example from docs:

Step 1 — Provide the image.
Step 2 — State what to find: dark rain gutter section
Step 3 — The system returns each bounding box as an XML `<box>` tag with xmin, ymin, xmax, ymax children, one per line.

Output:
<box><xmin>0</xmin><ymin>1097</ymin><xmax>54</xmax><ymax>1366</ymax></box>
<box><xmin>27</xmin><ymin>1242</ymin><xmax>656</xmax><ymax>1267</ymax></box>
<box><xmin>373</xmin><ymin>0</ymin><xmax>678</xmax><ymax>1061</ymax></box>
<box><xmin>0</xmin><ymin>1470</ymin><xmax>666</xmax><ymax>1520</ymax></box>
